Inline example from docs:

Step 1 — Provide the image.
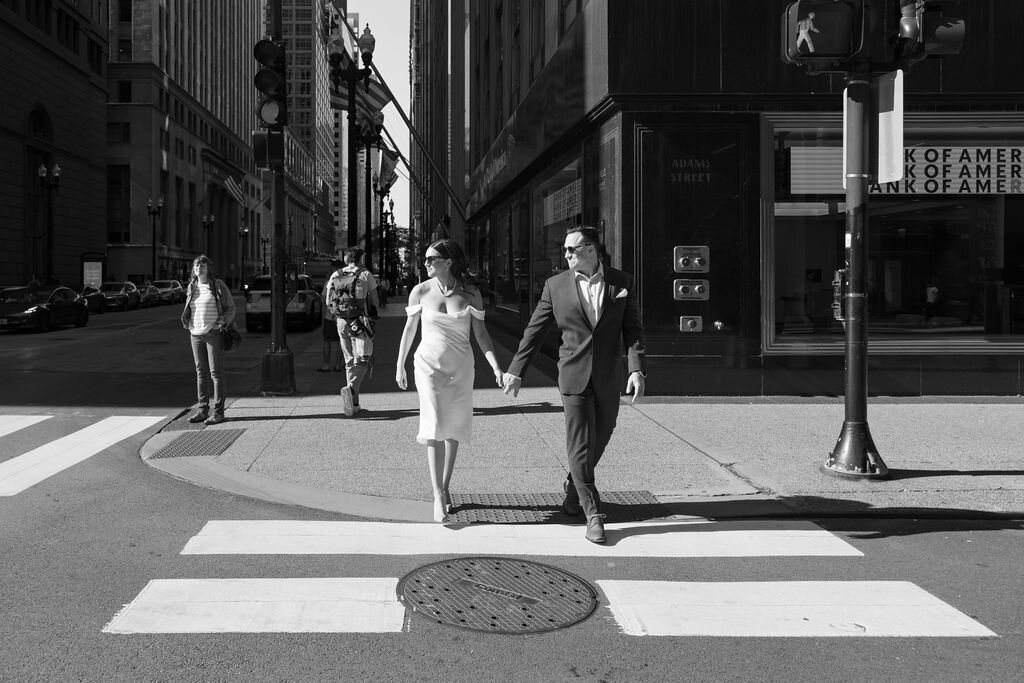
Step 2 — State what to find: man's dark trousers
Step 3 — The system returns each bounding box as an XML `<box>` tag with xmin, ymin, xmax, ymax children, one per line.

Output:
<box><xmin>562</xmin><ymin>381</ymin><xmax>618</xmax><ymax>517</ymax></box>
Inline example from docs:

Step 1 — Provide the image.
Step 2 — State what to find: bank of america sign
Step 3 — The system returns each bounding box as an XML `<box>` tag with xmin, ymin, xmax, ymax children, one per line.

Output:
<box><xmin>790</xmin><ymin>147</ymin><xmax>1024</xmax><ymax>195</ymax></box>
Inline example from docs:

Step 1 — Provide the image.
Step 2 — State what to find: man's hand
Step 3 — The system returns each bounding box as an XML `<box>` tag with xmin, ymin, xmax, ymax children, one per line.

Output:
<box><xmin>625</xmin><ymin>372</ymin><xmax>645</xmax><ymax>403</ymax></box>
<box><xmin>502</xmin><ymin>373</ymin><xmax>521</xmax><ymax>398</ymax></box>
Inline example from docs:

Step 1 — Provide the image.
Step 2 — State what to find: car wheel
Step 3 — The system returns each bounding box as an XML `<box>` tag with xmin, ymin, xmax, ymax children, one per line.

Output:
<box><xmin>37</xmin><ymin>314</ymin><xmax>52</xmax><ymax>333</ymax></box>
<box><xmin>246</xmin><ymin>321</ymin><xmax>258</xmax><ymax>333</ymax></box>
<box><xmin>75</xmin><ymin>310</ymin><xmax>88</xmax><ymax>327</ymax></box>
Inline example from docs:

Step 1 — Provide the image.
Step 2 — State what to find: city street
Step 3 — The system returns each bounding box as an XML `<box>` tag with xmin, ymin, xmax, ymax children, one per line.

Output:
<box><xmin>1</xmin><ymin>304</ymin><xmax>1022</xmax><ymax>681</ymax></box>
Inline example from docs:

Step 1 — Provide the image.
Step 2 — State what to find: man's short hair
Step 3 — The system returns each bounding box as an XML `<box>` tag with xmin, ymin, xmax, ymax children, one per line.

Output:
<box><xmin>345</xmin><ymin>247</ymin><xmax>365</xmax><ymax>263</ymax></box>
<box><xmin>567</xmin><ymin>225</ymin><xmax>601</xmax><ymax>246</ymax></box>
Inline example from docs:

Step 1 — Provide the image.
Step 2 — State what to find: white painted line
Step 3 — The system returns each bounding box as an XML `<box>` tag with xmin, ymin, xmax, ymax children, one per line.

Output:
<box><xmin>0</xmin><ymin>416</ymin><xmax>164</xmax><ymax>496</ymax></box>
<box><xmin>181</xmin><ymin>520</ymin><xmax>863</xmax><ymax>558</ymax></box>
<box><xmin>597</xmin><ymin>580</ymin><xmax>998</xmax><ymax>637</ymax></box>
<box><xmin>0</xmin><ymin>415</ymin><xmax>52</xmax><ymax>439</ymax></box>
<box><xmin>102</xmin><ymin>578</ymin><xmax>405</xmax><ymax>633</ymax></box>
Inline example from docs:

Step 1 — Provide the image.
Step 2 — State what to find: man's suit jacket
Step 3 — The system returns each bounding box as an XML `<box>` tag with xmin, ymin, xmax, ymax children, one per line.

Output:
<box><xmin>507</xmin><ymin>266</ymin><xmax>646</xmax><ymax>396</ymax></box>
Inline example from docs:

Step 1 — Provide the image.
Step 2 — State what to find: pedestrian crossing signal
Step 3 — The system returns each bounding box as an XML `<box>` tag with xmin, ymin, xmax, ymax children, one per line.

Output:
<box><xmin>893</xmin><ymin>0</ymin><xmax>965</xmax><ymax>69</ymax></box>
<box><xmin>781</xmin><ymin>0</ymin><xmax>866</xmax><ymax>71</ymax></box>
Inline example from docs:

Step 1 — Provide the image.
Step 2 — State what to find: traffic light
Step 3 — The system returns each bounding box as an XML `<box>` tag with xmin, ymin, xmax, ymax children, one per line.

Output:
<box><xmin>253</xmin><ymin>39</ymin><xmax>287</xmax><ymax>131</ymax></box>
<box><xmin>893</xmin><ymin>0</ymin><xmax>965</xmax><ymax>68</ymax></box>
<box><xmin>781</xmin><ymin>0</ymin><xmax>866</xmax><ymax>71</ymax></box>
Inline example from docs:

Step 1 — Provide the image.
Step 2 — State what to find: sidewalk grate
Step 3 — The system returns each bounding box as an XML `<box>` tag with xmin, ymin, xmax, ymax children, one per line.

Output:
<box><xmin>148</xmin><ymin>429</ymin><xmax>245</xmax><ymax>459</ymax></box>
<box><xmin>397</xmin><ymin>557</ymin><xmax>599</xmax><ymax>634</ymax></box>
<box><xmin>445</xmin><ymin>490</ymin><xmax>668</xmax><ymax>524</ymax></box>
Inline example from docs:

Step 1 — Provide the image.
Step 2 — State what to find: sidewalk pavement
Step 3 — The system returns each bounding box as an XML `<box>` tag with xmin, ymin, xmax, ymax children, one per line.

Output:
<box><xmin>142</xmin><ymin>297</ymin><xmax>1024</xmax><ymax>523</ymax></box>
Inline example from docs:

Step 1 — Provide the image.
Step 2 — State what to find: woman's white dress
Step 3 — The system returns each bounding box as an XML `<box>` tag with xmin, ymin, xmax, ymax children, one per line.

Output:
<box><xmin>406</xmin><ymin>303</ymin><xmax>485</xmax><ymax>444</ymax></box>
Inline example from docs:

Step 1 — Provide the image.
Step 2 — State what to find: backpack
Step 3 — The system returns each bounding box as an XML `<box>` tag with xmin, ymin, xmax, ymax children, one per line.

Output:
<box><xmin>326</xmin><ymin>268</ymin><xmax>366</xmax><ymax>320</ymax></box>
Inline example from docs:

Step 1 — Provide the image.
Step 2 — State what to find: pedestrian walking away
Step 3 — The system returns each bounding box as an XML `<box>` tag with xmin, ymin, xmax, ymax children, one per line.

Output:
<box><xmin>325</xmin><ymin>247</ymin><xmax>379</xmax><ymax>415</ymax></box>
<box><xmin>180</xmin><ymin>254</ymin><xmax>235</xmax><ymax>425</ymax></box>
<box><xmin>395</xmin><ymin>239</ymin><xmax>505</xmax><ymax>524</ymax></box>
<box><xmin>319</xmin><ymin>258</ymin><xmax>344</xmax><ymax>372</ymax></box>
<box><xmin>503</xmin><ymin>226</ymin><xmax>646</xmax><ymax>544</ymax></box>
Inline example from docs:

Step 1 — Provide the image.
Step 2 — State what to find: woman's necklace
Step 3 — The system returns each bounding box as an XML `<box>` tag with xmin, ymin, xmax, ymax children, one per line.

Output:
<box><xmin>435</xmin><ymin>277</ymin><xmax>457</xmax><ymax>298</ymax></box>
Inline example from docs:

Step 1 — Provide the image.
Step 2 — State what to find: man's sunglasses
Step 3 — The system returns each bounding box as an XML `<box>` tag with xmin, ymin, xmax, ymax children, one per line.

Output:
<box><xmin>563</xmin><ymin>244</ymin><xmax>593</xmax><ymax>256</ymax></box>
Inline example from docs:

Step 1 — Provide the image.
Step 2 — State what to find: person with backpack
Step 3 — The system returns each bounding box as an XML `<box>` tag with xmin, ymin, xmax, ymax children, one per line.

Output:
<box><xmin>324</xmin><ymin>247</ymin><xmax>379</xmax><ymax>415</ymax></box>
<box><xmin>318</xmin><ymin>258</ymin><xmax>345</xmax><ymax>373</ymax></box>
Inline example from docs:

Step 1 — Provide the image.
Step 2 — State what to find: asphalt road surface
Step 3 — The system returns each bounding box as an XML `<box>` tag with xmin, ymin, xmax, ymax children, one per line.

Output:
<box><xmin>1</xmin><ymin>304</ymin><xmax>1022</xmax><ymax>681</ymax></box>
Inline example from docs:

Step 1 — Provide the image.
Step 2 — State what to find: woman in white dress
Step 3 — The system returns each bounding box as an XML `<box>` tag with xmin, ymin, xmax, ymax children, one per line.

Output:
<box><xmin>395</xmin><ymin>239</ymin><xmax>504</xmax><ymax>523</ymax></box>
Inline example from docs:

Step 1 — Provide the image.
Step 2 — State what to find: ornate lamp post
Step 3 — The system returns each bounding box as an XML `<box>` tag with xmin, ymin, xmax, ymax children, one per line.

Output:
<box><xmin>329</xmin><ymin>25</ymin><xmax>375</xmax><ymax>248</ymax></box>
<box><xmin>238</xmin><ymin>223</ymin><xmax>249</xmax><ymax>287</ymax></box>
<box><xmin>201</xmin><ymin>214</ymin><xmax>215</xmax><ymax>255</ymax></box>
<box><xmin>38</xmin><ymin>163</ymin><xmax>61</xmax><ymax>283</ymax></box>
<box><xmin>147</xmin><ymin>197</ymin><xmax>163</xmax><ymax>282</ymax></box>
<box><xmin>261</xmin><ymin>236</ymin><xmax>270</xmax><ymax>273</ymax></box>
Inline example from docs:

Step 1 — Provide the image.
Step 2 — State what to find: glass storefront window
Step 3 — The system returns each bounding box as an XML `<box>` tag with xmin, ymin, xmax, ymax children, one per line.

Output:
<box><xmin>531</xmin><ymin>156</ymin><xmax>583</xmax><ymax>302</ymax></box>
<box><xmin>770</xmin><ymin>123</ymin><xmax>1024</xmax><ymax>352</ymax></box>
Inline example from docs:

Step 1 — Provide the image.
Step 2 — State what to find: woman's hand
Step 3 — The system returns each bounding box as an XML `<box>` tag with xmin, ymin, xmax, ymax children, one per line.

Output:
<box><xmin>396</xmin><ymin>367</ymin><xmax>408</xmax><ymax>390</ymax></box>
<box><xmin>493</xmin><ymin>368</ymin><xmax>504</xmax><ymax>388</ymax></box>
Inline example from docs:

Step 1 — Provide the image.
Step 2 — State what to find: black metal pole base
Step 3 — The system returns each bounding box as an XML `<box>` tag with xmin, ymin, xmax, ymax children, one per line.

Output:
<box><xmin>822</xmin><ymin>420</ymin><xmax>889</xmax><ymax>479</ymax></box>
<box><xmin>260</xmin><ymin>350</ymin><xmax>295</xmax><ymax>395</ymax></box>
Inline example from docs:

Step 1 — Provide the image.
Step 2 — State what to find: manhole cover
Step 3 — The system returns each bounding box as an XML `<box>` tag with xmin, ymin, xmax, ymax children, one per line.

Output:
<box><xmin>396</xmin><ymin>557</ymin><xmax>598</xmax><ymax>634</ymax></box>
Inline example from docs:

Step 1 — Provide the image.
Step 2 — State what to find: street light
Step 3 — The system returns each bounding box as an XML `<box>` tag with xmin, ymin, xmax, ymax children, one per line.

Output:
<box><xmin>201</xmin><ymin>214</ymin><xmax>215</xmax><ymax>255</ymax></box>
<box><xmin>260</xmin><ymin>235</ymin><xmax>270</xmax><ymax>273</ymax></box>
<box><xmin>147</xmin><ymin>197</ymin><xmax>163</xmax><ymax>282</ymax></box>
<box><xmin>238</xmin><ymin>223</ymin><xmax>250</xmax><ymax>287</ymax></box>
<box><xmin>38</xmin><ymin>163</ymin><xmax>61</xmax><ymax>283</ymax></box>
<box><xmin>329</xmin><ymin>25</ymin><xmax>375</xmax><ymax>248</ymax></box>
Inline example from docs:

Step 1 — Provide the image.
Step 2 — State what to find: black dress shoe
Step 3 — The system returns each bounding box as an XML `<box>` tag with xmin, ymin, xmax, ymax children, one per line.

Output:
<box><xmin>585</xmin><ymin>514</ymin><xmax>607</xmax><ymax>544</ymax></box>
<box><xmin>188</xmin><ymin>408</ymin><xmax>209</xmax><ymax>424</ymax></box>
<box><xmin>561</xmin><ymin>479</ymin><xmax>582</xmax><ymax>516</ymax></box>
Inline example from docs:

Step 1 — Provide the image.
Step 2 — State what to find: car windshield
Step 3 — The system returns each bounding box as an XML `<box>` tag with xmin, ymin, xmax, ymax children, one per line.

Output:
<box><xmin>251</xmin><ymin>277</ymin><xmax>272</xmax><ymax>290</ymax></box>
<box><xmin>153</xmin><ymin>280</ymin><xmax>174</xmax><ymax>288</ymax></box>
<box><xmin>1</xmin><ymin>288</ymin><xmax>43</xmax><ymax>305</ymax></box>
<box><xmin>100</xmin><ymin>283</ymin><xmax>124</xmax><ymax>293</ymax></box>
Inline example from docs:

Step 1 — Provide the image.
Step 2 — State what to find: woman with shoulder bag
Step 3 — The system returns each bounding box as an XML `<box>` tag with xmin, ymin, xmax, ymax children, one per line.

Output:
<box><xmin>179</xmin><ymin>255</ymin><xmax>235</xmax><ymax>425</ymax></box>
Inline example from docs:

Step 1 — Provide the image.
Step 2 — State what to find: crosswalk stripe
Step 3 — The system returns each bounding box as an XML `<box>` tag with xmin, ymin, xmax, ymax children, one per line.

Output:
<box><xmin>102</xmin><ymin>578</ymin><xmax>405</xmax><ymax>634</ymax></box>
<box><xmin>180</xmin><ymin>520</ymin><xmax>863</xmax><ymax>558</ymax></box>
<box><xmin>0</xmin><ymin>416</ymin><xmax>164</xmax><ymax>496</ymax></box>
<box><xmin>596</xmin><ymin>580</ymin><xmax>998</xmax><ymax>637</ymax></box>
<box><xmin>0</xmin><ymin>415</ymin><xmax>51</xmax><ymax>439</ymax></box>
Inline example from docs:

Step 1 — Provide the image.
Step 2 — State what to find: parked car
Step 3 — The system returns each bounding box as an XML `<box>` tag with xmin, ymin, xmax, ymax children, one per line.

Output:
<box><xmin>152</xmin><ymin>279</ymin><xmax>185</xmax><ymax>304</ymax></box>
<box><xmin>77</xmin><ymin>285</ymin><xmax>106</xmax><ymax>314</ymax></box>
<box><xmin>138</xmin><ymin>284</ymin><xmax>161</xmax><ymax>308</ymax></box>
<box><xmin>99</xmin><ymin>281</ymin><xmax>141</xmax><ymax>311</ymax></box>
<box><xmin>244</xmin><ymin>274</ymin><xmax>321</xmax><ymax>332</ymax></box>
<box><xmin>0</xmin><ymin>286</ymin><xmax>88</xmax><ymax>332</ymax></box>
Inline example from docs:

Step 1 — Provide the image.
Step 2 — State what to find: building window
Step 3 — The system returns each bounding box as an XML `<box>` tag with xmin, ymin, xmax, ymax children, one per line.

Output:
<box><xmin>0</xmin><ymin>1</ymin><xmax>23</xmax><ymax>13</ymax></box>
<box><xmin>770</xmin><ymin>121</ymin><xmax>1024</xmax><ymax>351</ymax></box>
<box><xmin>87</xmin><ymin>38</ymin><xmax>104</xmax><ymax>74</ymax></box>
<box><xmin>28</xmin><ymin>0</ymin><xmax>51</xmax><ymax>32</ymax></box>
<box><xmin>118</xmin><ymin>0</ymin><xmax>132</xmax><ymax>22</ymax></box>
<box><xmin>117</xmin><ymin>38</ymin><xmax>132</xmax><ymax>61</ymax></box>
<box><xmin>107</xmin><ymin>165</ymin><xmax>131</xmax><ymax>242</ymax></box>
<box><xmin>115</xmin><ymin>80</ymin><xmax>132</xmax><ymax>102</ymax></box>
<box><xmin>56</xmin><ymin>9</ymin><xmax>79</xmax><ymax>52</ymax></box>
<box><xmin>106</xmin><ymin>122</ymin><xmax>130</xmax><ymax>143</ymax></box>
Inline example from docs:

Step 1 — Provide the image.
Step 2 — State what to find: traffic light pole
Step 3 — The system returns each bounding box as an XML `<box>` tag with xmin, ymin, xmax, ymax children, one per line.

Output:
<box><xmin>823</xmin><ymin>76</ymin><xmax>887</xmax><ymax>479</ymax></box>
<box><xmin>259</xmin><ymin>0</ymin><xmax>295</xmax><ymax>395</ymax></box>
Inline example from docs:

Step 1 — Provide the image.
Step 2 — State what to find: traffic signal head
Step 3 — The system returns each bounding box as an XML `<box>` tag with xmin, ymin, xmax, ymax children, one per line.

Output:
<box><xmin>893</xmin><ymin>0</ymin><xmax>964</xmax><ymax>68</ymax></box>
<box><xmin>781</xmin><ymin>0</ymin><xmax>866</xmax><ymax>71</ymax></box>
<box><xmin>253</xmin><ymin>39</ymin><xmax>287</xmax><ymax>131</ymax></box>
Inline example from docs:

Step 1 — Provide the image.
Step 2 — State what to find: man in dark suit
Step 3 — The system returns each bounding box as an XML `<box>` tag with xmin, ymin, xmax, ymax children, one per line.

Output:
<box><xmin>503</xmin><ymin>226</ymin><xmax>646</xmax><ymax>544</ymax></box>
